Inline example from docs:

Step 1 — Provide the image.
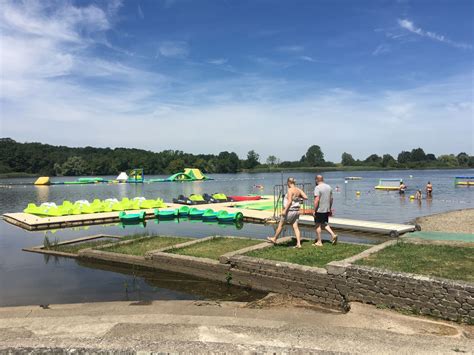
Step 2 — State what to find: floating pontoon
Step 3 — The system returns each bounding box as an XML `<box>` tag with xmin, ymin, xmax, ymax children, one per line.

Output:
<box><xmin>374</xmin><ymin>178</ymin><xmax>403</xmax><ymax>191</ymax></box>
<box><xmin>455</xmin><ymin>176</ymin><xmax>474</xmax><ymax>186</ymax></box>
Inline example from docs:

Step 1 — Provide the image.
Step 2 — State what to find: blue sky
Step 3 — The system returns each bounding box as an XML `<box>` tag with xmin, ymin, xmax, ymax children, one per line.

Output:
<box><xmin>1</xmin><ymin>0</ymin><xmax>472</xmax><ymax>161</ymax></box>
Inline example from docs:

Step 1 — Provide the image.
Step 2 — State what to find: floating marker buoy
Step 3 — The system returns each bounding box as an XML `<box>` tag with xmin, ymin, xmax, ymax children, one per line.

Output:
<box><xmin>410</xmin><ymin>195</ymin><xmax>415</xmax><ymax>200</ymax></box>
<box><xmin>409</xmin><ymin>175</ymin><xmax>413</xmax><ymax>178</ymax></box>
<box><xmin>356</xmin><ymin>191</ymin><xmax>361</xmax><ymax>195</ymax></box>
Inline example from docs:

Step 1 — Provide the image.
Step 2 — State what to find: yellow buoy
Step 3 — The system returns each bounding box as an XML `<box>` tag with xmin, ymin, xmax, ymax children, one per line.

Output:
<box><xmin>409</xmin><ymin>195</ymin><xmax>415</xmax><ymax>200</ymax></box>
<box><xmin>356</xmin><ymin>191</ymin><xmax>361</xmax><ymax>195</ymax></box>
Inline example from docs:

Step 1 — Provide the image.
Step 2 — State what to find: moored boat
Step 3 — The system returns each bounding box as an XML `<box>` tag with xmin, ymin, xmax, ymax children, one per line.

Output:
<box><xmin>118</xmin><ymin>211</ymin><xmax>146</xmax><ymax>223</ymax></box>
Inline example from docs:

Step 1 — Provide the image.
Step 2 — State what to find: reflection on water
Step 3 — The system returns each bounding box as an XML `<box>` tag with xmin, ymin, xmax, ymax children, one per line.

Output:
<box><xmin>77</xmin><ymin>259</ymin><xmax>266</xmax><ymax>303</ymax></box>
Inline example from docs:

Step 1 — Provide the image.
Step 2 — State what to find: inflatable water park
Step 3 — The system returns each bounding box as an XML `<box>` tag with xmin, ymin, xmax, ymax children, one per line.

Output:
<box><xmin>455</xmin><ymin>176</ymin><xmax>474</xmax><ymax>186</ymax></box>
<box><xmin>33</xmin><ymin>168</ymin><xmax>212</xmax><ymax>186</ymax></box>
<box><xmin>374</xmin><ymin>178</ymin><xmax>403</xmax><ymax>191</ymax></box>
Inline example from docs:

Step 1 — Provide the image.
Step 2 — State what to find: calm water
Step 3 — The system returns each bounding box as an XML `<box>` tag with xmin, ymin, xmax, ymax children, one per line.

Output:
<box><xmin>0</xmin><ymin>169</ymin><xmax>472</xmax><ymax>306</ymax></box>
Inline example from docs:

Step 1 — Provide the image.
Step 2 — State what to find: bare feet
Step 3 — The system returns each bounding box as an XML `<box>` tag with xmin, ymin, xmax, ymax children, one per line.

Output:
<box><xmin>293</xmin><ymin>245</ymin><xmax>302</xmax><ymax>249</ymax></box>
<box><xmin>331</xmin><ymin>234</ymin><xmax>338</xmax><ymax>245</ymax></box>
<box><xmin>266</xmin><ymin>236</ymin><xmax>276</xmax><ymax>244</ymax></box>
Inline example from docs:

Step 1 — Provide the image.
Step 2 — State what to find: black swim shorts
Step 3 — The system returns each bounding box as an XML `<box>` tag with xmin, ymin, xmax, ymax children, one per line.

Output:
<box><xmin>314</xmin><ymin>212</ymin><xmax>329</xmax><ymax>225</ymax></box>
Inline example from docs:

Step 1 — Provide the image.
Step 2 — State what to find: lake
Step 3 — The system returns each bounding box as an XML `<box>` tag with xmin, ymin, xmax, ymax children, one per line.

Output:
<box><xmin>0</xmin><ymin>169</ymin><xmax>472</xmax><ymax>306</ymax></box>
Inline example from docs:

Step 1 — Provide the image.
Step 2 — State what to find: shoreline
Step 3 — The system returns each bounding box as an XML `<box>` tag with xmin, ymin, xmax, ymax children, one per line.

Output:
<box><xmin>1</xmin><ymin>166</ymin><xmax>473</xmax><ymax>179</ymax></box>
<box><xmin>415</xmin><ymin>208</ymin><xmax>474</xmax><ymax>234</ymax></box>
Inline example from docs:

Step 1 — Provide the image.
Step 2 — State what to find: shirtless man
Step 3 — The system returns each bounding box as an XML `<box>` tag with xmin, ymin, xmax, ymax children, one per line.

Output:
<box><xmin>313</xmin><ymin>175</ymin><xmax>338</xmax><ymax>246</ymax></box>
<box><xmin>426</xmin><ymin>181</ymin><xmax>433</xmax><ymax>197</ymax></box>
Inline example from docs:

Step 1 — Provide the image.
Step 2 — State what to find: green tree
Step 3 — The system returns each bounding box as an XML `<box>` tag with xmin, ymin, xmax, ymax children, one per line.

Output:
<box><xmin>341</xmin><ymin>152</ymin><xmax>355</xmax><ymax>166</ymax></box>
<box><xmin>216</xmin><ymin>151</ymin><xmax>240</xmax><ymax>173</ymax></box>
<box><xmin>426</xmin><ymin>153</ymin><xmax>437</xmax><ymax>161</ymax></box>
<box><xmin>266</xmin><ymin>155</ymin><xmax>278</xmax><ymax>166</ymax></box>
<box><xmin>166</xmin><ymin>159</ymin><xmax>186</xmax><ymax>173</ymax></box>
<box><xmin>438</xmin><ymin>154</ymin><xmax>458</xmax><ymax>167</ymax></box>
<box><xmin>302</xmin><ymin>145</ymin><xmax>325</xmax><ymax>166</ymax></box>
<box><xmin>397</xmin><ymin>151</ymin><xmax>411</xmax><ymax>164</ymax></box>
<box><xmin>59</xmin><ymin>156</ymin><xmax>88</xmax><ymax>176</ymax></box>
<box><xmin>245</xmin><ymin>150</ymin><xmax>260</xmax><ymax>169</ymax></box>
<box><xmin>410</xmin><ymin>148</ymin><xmax>427</xmax><ymax>162</ymax></box>
<box><xmin>382</xmin><ymin>154</ymin><xmax>397</xmax><ymax>167</ymax></box>
<box><xmin>364</xmin><ymin>154</ymin><xmax>382</xmax><ymax>165</ymax></box>
<box><xmin>457</xmin><ymin>152</ymin><xmax>470</xmax><ymax>166</ymax></box>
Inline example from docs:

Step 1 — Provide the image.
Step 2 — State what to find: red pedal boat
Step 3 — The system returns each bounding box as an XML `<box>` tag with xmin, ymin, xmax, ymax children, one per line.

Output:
<box><xmin>230</xmin><ymin>195</ymin><xmax>262</xmax><ymax>202</ymax></box>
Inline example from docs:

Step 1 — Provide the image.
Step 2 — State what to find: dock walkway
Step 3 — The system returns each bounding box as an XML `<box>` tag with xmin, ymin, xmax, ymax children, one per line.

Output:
<box><xmin>3</xmin><ymin>199</ymin><xmax>418</xmax><ymax>236</ymax></box>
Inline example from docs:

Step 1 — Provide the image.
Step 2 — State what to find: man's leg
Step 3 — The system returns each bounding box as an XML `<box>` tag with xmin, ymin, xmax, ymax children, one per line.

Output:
<box><xmin>324</xmin><ymin>224</ymin><xmax>338</xmax><ymax>244</ymax></box>
<box><xmin>314</xmin><ymin>223</ymin><xmax>323</xmax><ymax>246</ymax></box>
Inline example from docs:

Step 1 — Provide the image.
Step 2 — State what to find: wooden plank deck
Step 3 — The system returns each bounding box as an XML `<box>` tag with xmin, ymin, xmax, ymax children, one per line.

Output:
<box><xmin>3</xmin><ymin>199</ymin><xmax>417</xmax><ymax>236</ymax></box>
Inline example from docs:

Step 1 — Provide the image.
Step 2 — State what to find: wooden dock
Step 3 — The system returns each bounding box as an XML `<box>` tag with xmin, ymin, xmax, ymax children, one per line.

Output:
<box><xmin>2</xmin><ymin>199</ymin><xmax>418</xmax><ymax>236</ymax></box>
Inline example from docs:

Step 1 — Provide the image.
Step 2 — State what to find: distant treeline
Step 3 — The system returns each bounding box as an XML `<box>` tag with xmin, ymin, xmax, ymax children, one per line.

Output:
<box><xmin>0</xmin><ymin>138</ymin><xmax>472</xmax><ymax>177</ymax></box>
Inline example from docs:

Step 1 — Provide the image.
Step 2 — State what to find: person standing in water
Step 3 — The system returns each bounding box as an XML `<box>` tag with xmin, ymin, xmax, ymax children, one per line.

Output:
<box><xmin>399</xmin><ymin>181</ymin><xmax>407</xmax><ymax>195</ymax></box>
<box><xmin>267</xmin><ymin>177</ymin><xmax>307</xmax><ymax>248</ymax></box>
<box><xmin>426</xmin><ymin>181</ymin><xmax>433</xmax><ymax>197</ymax></box>
<box><xmin>415</xmin><ymin>189</ymin><xmax>423</xmax><ymax>200</ymax></box>
<box><xmin>313</xmin><ymin>175</ymin><xmax>338</xmax><ymax>246</ymax></box>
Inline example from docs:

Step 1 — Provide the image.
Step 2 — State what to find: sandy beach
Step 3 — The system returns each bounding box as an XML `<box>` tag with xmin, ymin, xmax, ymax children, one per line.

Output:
<box><xmin>416</xmin><ymin>208</ymin><xmax>474</xmax><ymax>234</ymax></box>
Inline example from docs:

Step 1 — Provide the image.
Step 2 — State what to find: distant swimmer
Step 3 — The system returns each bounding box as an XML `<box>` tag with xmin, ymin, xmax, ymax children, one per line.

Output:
<box><xmin>426</xmin><ymin>181</ymin><xmax>433</xmax><ymax>197</ymax></box>
<box><xmin>399</xmin><ymin>181</ymin><xmax>407</xmax><ymax>195</ymax></box>
<box><xmin>415</xmin><ymin>189</ymin><xmax>422</xmax><ymax>200</ymax></box>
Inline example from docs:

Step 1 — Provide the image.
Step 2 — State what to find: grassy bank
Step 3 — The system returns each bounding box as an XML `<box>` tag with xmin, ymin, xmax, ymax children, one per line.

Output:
<box><xmin>46</xmin><ymin>238</ymin><xmax>122</xmax><ymax>254</ymax></box>
<box><xmin>246</xmin><ymin>240</ymin><xmax>369</xmax><ymax>267</ymax></box>
<box><xmin>101</xmin><ymin>236</ymin><xmax>193</xmax><ymax>256</ymax></box>
<box><xmin>0</xmin><ymin>172</ymin><xmax>37</xmax><ymax>178</ymax></box>
<box><xmin>355</xmin><ymin>242</ymin><xmax>474</xmax><ymax>282</ymax></box>
<box><xmin>168</xmin><ymin>237</ymin><xmax>263</xmax><ymax>260</ymax></box>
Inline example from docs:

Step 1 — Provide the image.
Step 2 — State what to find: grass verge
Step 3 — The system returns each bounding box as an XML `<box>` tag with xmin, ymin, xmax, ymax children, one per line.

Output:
<box><xmin>46</xmin><ymin>238</ymin><xmax>122</xmax><ymax>254</ymax></box>
<box><xmin>246</xmin><ymin>239</ymin><xmax>369</xmax><ymax>268</ymax></box>
<box><xmin>102</xmin><ymin>235</ymin><xmax>193</xmax><ymax>256</ymax></box>
<box><xmin>355</xmin><ymin>242</ymin><xmax>474</xmax><ymax>282</ymax></box>
<box><xmin>168</xmin><ymin>237</ymin><xmax>263</xmax><ymax>260</ymax></box>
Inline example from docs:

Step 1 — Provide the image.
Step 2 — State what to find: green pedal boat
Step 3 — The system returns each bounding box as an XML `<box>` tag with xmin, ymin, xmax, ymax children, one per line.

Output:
<box><xmin>189</xmin><ymin>207</ymin><xmax>206</xmax><ymax>219</ymax></box>
<box><xmin>154</xmin><ymin>209</ymin><xmax>177</xmax><ymax>219</ymax></box>
<box><xmin>119</xmin><ymin>211</ymin><xmax>146</xmax><ymax>223</ymax></box>
<box><xmin>216</xmin><ymin>210</ymin><xmax>244</xmax><ymax>223</ymax></box>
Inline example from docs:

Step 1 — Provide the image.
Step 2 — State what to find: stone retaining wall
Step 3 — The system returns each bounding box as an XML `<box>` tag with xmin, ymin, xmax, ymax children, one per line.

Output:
<box><xmin>228</xmin><ymin>255</ymin><xmax>348</xmax><ymax>310</ymax></box>
<box><xmin>342</xmin><ymin>265</ymin><xmax>474</xmax><ymax>323</ymax></box>
<box><xmin>227</xmin><ymin>255</ymin><xmax>473</xmax><ymax>323</ymax></box>
<box><xmin>70</xmin><ymin>235</ymin><xmax>473</xmax><ymax>323</ymax></box>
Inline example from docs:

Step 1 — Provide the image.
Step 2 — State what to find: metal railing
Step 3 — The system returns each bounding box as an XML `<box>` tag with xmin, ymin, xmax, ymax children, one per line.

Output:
<box><xmin>273</xmin><ymin>182</ymin><xmax>314</xmax><ymax>220</ymax></box>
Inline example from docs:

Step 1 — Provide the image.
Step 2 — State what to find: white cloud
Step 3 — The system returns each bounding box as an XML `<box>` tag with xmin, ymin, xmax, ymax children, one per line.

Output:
<box><xmin>207</xmin><ymin>58</ymin><xmax>228</xmax><ymax>65</ymax></box>
<box><xmin>372</xmin><ymin>44</ymin><xmax>391</xmax><ymax>56</ymax></box>
<box><xmin>157</xmin><ymin>41</ymin><xmax>189</xmax><ymax>58</ymax></box>
<box><xmin>276</xmin><ymin>45</ymin><xmax>304</xmax><ymax>52</ymax></box>
<box><xmin>398</xmin><ymin>19</ymin><xmax>472</xmax><ymax>49</ymax></box>
<box><xmin>137</xmin><ymin>4</ymin><xmax>144</xmax><ymax>19</ymax></box>
<box><xmin>298</xmin><ymin>55</ymin><xmax>316</xmax><ymax>62</ymax></box>
<box><xmin>0</xmin><ymin>1</ymin><xmax>472</xmax><ymax>161</ymax></box>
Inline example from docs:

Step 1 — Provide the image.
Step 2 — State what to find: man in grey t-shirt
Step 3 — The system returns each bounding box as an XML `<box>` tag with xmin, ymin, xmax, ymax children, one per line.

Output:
<box><xmin>313</xmin><ymin>175</ymin><xmax>338</xmax><ymax>246</ymax></box>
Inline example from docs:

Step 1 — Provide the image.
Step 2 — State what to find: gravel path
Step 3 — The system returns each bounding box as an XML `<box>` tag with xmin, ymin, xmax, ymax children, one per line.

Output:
<box><xmin>416</xmin><ymin>208</ymin><xmax>474</xmax><ymax>234</ymax></box>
